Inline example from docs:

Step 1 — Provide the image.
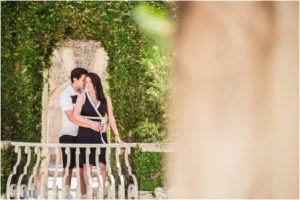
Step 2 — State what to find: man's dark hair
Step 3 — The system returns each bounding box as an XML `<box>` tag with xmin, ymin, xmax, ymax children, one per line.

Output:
<box><xmin>70</xmin><ymin>67</ymin><xmax>88</xmax><ymax>83</ymax></box>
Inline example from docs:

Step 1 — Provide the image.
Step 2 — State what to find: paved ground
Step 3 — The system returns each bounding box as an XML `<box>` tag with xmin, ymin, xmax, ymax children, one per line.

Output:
<box><xmin>47</xmin><ymin>176</ymin><xmax>153</xmax><ymax>199</ymax></box>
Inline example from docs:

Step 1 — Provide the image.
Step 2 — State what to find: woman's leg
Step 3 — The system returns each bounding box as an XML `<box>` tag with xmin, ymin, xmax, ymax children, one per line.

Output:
<box><xmin>80</xmin><ymin>168</ymin><xmax>87</xmax><ymax>195</ymax></box>
<box><xmin>99</xmin><ymin>163</ymin><xmax>107</xmax><ymax>189</ymax></box>
<box><xmin>62</xmin><ymin>168</ymin><xmax>73</xmax><ymax>186</ymax></box>
<box><xmin>82</xmin><ymin>164</ymin><xmax>93</xmax><ymax>186</ymax></box>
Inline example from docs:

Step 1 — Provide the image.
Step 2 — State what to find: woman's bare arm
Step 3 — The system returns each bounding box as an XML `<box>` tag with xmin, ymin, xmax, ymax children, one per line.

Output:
<box><xmin>106</xmin><ymin>96</ymin><xmax>124</xmax><ymax>143</ymax></box>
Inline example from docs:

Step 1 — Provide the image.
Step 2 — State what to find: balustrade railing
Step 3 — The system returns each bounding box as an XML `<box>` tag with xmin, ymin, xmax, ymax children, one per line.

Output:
<box><xmin>4</xmin><ymin>141</ymin><xmax>140</xmax><ymax>200</ymax></box>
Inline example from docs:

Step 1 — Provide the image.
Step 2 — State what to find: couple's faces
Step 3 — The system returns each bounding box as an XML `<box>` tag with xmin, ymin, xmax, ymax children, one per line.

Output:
<box><xmin>75</xmin><ymin>75</ymin><xmax>94</xmax><ymax>92</ymax></box>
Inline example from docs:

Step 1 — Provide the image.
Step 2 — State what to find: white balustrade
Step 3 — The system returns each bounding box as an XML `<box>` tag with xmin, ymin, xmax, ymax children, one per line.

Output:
<box><xmin>4</xmin><ymin>141</ymin><xmax>141</xmax><ymax>199</ymax></box>
<box><xmin>3</xmin><ymin>141</ymin><xmax>174</xmax><ymax>199</ymax></box>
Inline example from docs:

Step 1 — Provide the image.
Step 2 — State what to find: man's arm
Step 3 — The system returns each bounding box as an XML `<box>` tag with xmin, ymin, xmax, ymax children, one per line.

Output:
<box><xmin>60</xmin><ymin>92</ymin><xmax>102</xmax><ymax>131</ymax></box>
<box><xmin>66</xmin><ymin>109</ymin><xmax>107</xmax><ymax>132</ymax></box>
<box><xmin>64</xmin><ymin>109</ymin><xmax>92</xmax><ymax>128</ymax></box>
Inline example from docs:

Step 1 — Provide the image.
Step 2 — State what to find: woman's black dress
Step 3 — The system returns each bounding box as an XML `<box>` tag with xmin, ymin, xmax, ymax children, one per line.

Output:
<box><xmin>77</xmin><ymin>93</ymin><xmax>107</xmax><ymax>166</ymax></box>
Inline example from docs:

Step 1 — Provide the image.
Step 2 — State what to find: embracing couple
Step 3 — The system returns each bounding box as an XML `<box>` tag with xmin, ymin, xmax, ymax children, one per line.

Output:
<box><xmin>59</xmin><ymin>67</ymin><xmax>124</xmax><ymax>199</ymax></box>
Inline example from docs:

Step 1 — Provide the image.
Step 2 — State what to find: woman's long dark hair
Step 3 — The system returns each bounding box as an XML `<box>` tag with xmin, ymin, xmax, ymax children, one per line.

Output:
<box><xmin>86</xmin><ymin>73</ymin><xmax>107</xmax><ymax>114</ymax></box>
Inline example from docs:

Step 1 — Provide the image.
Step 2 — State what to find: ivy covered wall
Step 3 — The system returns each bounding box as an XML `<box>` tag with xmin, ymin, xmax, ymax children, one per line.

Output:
<box><xmin>1</xmin><ymin>1</ymin><xmax>175</xmax><ymax>194</ymax></box>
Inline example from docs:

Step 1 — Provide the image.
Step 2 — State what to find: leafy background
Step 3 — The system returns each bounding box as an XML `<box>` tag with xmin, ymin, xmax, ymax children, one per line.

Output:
<box><xmin>1</xmin><ymin>1</ymin><xmax>176</xmax><ymax>195</ymax></box>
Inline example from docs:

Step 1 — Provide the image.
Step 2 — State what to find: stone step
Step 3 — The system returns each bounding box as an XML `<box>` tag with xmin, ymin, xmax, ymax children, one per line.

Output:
<box><xmin>46</xmin><ymin>166</ymin><xmax>154</xmax><ymax>199</ymax></box>
<box><xmin>45</xmin><ymin>190</ymin><xmax>153</xmax><ymax>199</ymax></box>
<box><xmin>46</xmin><ymin>177</ymin><xmax>154</xmax><ymax>199</ymax></box>
<box><xmin>47</xmin><ymin>177</ymin><xmax>100</xmax><ymax>191</ymax></box>
<box><xmin>48</xmin><ymin>166</ymin><xmax>100</xmax><ymax>177</ymax></box>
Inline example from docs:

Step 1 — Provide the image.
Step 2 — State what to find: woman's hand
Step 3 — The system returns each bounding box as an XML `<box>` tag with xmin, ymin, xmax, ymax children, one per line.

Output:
<box><xmin>100</xmin><ymin>123</ymin><xmax>109</xmax><ymax>132</ymax></box>
<box><xmin>115</xmin><ymin>135</ymin><xmax>124</xmax><ymax>144</ymax></box>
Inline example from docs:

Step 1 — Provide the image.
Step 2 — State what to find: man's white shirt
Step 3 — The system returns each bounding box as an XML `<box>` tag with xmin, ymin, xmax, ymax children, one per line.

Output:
<box><xmin>59</xmin><ymin>84</ymin><xmax>83</xmax><ymax>138</ymax></box>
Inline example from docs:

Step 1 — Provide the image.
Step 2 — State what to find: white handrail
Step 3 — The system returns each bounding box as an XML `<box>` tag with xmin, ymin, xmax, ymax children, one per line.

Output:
<box><xmin>10</xmin><ymin>141</ymin><xmax>137</xmax><ymax>148</ymax></box>
<box><xmin>3</xmin><ymin>141</ymin><xmax>175</xmax><ymax>152</ymax></box>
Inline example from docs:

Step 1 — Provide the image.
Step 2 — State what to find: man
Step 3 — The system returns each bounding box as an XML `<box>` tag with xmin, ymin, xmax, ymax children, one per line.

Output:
<box><xmin>59</xmin><ymin>67</ymin><xmax>106</xmax><ymax>199</ymax></box>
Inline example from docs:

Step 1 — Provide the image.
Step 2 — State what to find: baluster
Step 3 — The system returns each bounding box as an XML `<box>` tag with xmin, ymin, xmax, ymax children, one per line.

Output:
<box><xmin>62</xmin><ymin>147</ymin><xmax>71</xmax><ymax>199</ymax></box>
<box><xmin>20</xmin><ymin>185</ymin><xmax>28</xmax><ymax>199</ymax></box>
<box><xmin>95</xmin><ymin>148</ymin><xmax>104</xmax><ymax>199</ymax></box>
<box><xmin>40</xmin><ymin>147</ymin><xmax>50</xmax><ymax>199</ymax></box>
<box><xmin>116</xmin><ymin>147</ymin><xmax>125</xmax><ymax>199</ymax></box>
<box><xmin>125</xmin><ymin>147</ymin><xmax>138</xmax><ymax>199</ymax></box>
<box><xmin>75</xmin><ymin>147</ymin><xmax>81</xmax><ymax>199</ymax></box>
<box><xmin>17</xmin><ymin>146</ymin><xmax>31</xmax><ymax>199</ymax></box>
<box><xmin>6</xmin><ymin>146</ymin><xmax>21</xmax><ymax>200</ymax></box>
<box><xmin>86</xmin><ymin>147</ymin><xmax>93</xmax><ymax>199</ymax></box>
<box><xmin>52</xmin><ymin>147</ymin><xmax>60</xmax><ymax>199</ymax></box>
<box><xmin>106</xmin><ymin>147</ymin><xmax>115</xmax><ymax>199</ymax></box>
<box><xmin>108</xmin><ymin>125</ymin><xmax>111</xmax><ymax>143</ymax></box>
<box><xmin>27</xmin><ymin>146</ymin><xmax>41</xmax><ymax>199</ymax></box>
<box><xmin>9</xmin><ymin>185</ymin><xmax>17</xmax><ymax>199</ymax></box>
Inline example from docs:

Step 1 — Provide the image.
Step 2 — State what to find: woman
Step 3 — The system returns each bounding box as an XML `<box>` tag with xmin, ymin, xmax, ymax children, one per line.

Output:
<box><xmin>73</xmin><ymin>72</ymin><xmax>124</xmax><ymax>192</ymax></box>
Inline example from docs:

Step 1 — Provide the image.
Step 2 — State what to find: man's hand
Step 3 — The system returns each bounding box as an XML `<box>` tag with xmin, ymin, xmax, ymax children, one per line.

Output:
<box><xmin>90</xmin><ymin>121</ymin><xmax>101</xmax><ymax>132</ymax></box>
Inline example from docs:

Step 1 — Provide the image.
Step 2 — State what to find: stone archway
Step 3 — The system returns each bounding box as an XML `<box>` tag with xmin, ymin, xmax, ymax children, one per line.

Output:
<box><xmin>41</xmin><ymin>40</ymin><xmax>109</xmax><ymax>164</ymax></box>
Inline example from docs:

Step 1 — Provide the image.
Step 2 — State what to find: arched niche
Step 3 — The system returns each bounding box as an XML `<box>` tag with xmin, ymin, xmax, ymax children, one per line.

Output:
<box><xmin>41</xmin><ymin>40</ymin><xmax>109</xmax><ymax>164</ymax></box>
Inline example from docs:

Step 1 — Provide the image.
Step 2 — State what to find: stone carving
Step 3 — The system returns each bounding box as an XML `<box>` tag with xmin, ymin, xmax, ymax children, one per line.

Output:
<box><xmin>48</xmin><ymin>49</ymin><xmax>70</xmax><ymax>91</ymax></box>
<box><xmin>73</xmin><ymin>44</ymin><xmax>97</xmax><ymax>72</ymax></box>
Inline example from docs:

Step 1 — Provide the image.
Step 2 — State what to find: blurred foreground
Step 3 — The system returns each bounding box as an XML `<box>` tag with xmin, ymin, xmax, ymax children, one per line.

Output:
<box><xmin>169</xmin><ymin>2</ymin><xmax>298</xmax><ymax>198</ymax></box>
